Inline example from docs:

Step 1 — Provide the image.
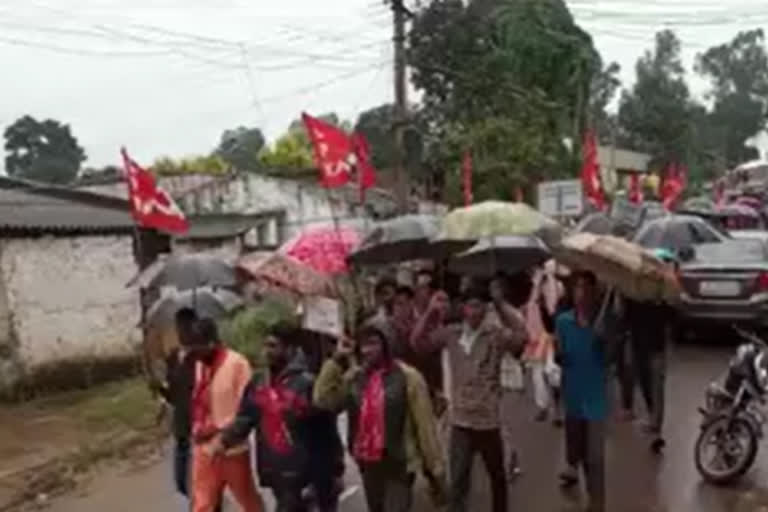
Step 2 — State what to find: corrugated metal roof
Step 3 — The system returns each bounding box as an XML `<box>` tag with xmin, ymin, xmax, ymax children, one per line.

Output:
<box><xmin>78</xmin><ymin>174</ymin><xmax>221</xmax><ymax>200</ymax></box>
<box><xmin>0</xmin><ymin>179</ymin><xmax>134</xmax><ymax>235</ymax></box>
<box><xmin>179</xmin><ymin>212</ymin><xmax>285</xmax><ymax>240</ymax></box>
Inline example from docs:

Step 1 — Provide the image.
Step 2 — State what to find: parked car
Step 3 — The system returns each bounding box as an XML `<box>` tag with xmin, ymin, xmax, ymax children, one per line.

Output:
<box><xmin>678</xmin><ymin>239</ymin><xmax>768</xmax><ymax>330</ymax></box>
<box><xmin>730</xmin><ymin>230</ymin><xmax>768</xmax><ymax>243</ymax></box>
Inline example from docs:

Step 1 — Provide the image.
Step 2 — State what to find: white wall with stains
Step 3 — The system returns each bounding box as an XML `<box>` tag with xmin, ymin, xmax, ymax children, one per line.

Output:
<box><xmin>0</xmin><ymin>235</ymin><xmax>141</xmax><ymax>373</ymax></box>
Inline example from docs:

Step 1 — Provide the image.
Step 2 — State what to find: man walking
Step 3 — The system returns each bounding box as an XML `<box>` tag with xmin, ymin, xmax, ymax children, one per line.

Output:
<box><xmin>150</xmin><ymin>308</ymin><xmax>218</xmax><ymax>508</ymax></box>
<box><xmin>411</xmin><ymin>286</ymin><xmax>527</xmax><ymax>512</ymax></box>
<box><xmin>186</xmin><ymin>318</ymin><xmax>263</xmax><ymax>512</ymax></box>
<box><xmin>314</xmin><ymin>316</ymin><xmax>446</xmax><ymax>512</ymax></box>
<box><xmin>555</xmin><ymin>272</ymin><xmax>607</xmax><ymax>512</ymax></box>
<box><xmin>215</xmin><ymin>322</ymin><xmax>341</xmax><ymax>512</ymax></box>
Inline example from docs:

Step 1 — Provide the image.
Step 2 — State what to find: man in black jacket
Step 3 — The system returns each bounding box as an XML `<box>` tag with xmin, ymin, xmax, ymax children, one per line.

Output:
<box><xmin>215</xmin><ymin>323</ymin><xmax>342</xmax><ymax>512</ymax></box>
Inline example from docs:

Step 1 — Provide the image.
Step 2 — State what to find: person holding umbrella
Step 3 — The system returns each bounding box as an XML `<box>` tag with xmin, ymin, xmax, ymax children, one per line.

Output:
<box><xmin>555</xmin><ymin>271</ymin><xmax>610</xmax><ymax>512</ymax></box>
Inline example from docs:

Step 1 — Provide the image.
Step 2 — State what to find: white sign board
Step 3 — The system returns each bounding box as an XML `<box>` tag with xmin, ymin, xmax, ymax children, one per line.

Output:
<box><xmin>302</xmin><ymin>297</ymin><xmax>342</xmax><ymax>337</ymax></box>
<box><xmin>537</xmin><ymin>180</ymin><xmax>583</xmax><ymax>217</ymax></box>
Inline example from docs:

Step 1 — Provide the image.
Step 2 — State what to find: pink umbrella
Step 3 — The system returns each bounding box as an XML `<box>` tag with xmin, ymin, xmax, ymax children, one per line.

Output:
<box><xmin>280</xmin><ymin>225</ymin><xmax>362</xmax><ymax>275</ymax></box>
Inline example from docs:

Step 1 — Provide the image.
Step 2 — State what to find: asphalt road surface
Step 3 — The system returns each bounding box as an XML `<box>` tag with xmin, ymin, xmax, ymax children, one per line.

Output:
<box><xmin>50</xmin><ymin>343</ymin><xmax>768</xmax><ymax>512</ymax></box>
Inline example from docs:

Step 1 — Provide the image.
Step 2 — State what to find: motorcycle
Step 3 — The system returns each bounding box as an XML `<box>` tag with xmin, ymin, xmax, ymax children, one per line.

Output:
<box><xmin>694</xmin><ymin>326</ymin><xmax>768</xmax><ymax>485</ymax></box>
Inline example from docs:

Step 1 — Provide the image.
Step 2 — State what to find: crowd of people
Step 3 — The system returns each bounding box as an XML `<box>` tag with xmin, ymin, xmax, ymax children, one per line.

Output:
<box><xmin>154</xmin><ymin>257</ymin><xmax>679</xmax><ymax>512</ymax></box>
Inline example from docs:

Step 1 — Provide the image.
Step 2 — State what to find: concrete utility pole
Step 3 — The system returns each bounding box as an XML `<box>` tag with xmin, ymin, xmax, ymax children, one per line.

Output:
<box><xmin>391</xmin><ymin>0</ymin><xmax>409</xmax><ymax>213</ymax></box>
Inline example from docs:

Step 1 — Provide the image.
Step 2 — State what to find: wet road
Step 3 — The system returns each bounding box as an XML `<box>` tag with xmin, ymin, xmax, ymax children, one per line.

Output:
<box><xmin>50</xmin><ymin>343</ymin><xmax>768</xmax><ymax>512</ymax></box>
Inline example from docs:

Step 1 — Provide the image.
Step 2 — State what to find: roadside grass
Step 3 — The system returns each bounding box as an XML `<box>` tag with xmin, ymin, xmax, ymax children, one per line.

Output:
<box><xmin>28</xmin><ymin>377</ymin><xmax>156</xmax><ymax>431</ymax></box>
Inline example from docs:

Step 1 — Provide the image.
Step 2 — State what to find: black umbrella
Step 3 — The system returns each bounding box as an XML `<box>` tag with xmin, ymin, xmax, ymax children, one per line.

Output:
<box><xmin>447</xmin><ymin>236</ymin><xmax>551</xmax><ymax>278</ymax></box>
<box><xmin>633</xmin><ymin>215</ymin><xmax>727</xmax><ymax>251</ymax></box>
<box><xmin>145</xmin><ymin>287</ymin><xmax>243</xmax><ymax>327</ymax></box>
<box><xmin>147</xmin><ymin>253</ymin><xmax>237</xmax><ymax>291</ymax></box>
<box><xmin>348</xmin><ymin>214</ymin><xmax>440</xmax><ymax>265</ymax></box>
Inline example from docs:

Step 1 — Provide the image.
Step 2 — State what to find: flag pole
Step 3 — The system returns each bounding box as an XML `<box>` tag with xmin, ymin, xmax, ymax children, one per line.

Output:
<box><xmin>121</xmin><ymin>147</ymin><xmax>153</xmax><ymax>388</ymax></box>
<box><xmin>324</xmin><ymin>186</ymin><xmax>361</xmax><ymax>330</ymax></box>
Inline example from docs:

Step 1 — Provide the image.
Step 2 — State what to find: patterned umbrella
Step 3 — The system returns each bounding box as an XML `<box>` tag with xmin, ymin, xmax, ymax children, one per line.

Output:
<box><xmin>554</xmin><ymin>233</ymin><xmax>680</xmax><ymax>302</ymax></box>
<box><xmin>237</xmin><ymin>251</ymin><xmax>337</xmax><ymax>297</ymax></box>
<box><xmin>280</xmin><ymin>225</ymin><xmax>362</xmax><ymax>275</ymax></box>
<box><xmin>436</xmin><ymin>201</ymin><xmax>562</xmax><ymax>248</ymax></box>
<box><xmin>349</xmin><ymin>214</ymin><xmax>440</xmax><ymax>265</ymax></box>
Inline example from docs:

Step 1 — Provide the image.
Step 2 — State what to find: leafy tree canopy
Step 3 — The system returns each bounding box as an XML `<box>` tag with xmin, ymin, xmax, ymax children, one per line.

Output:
<box><xmin>215</xmin><ymin>126</ymin><xmax>266</xmax><ymax>172</ymax></box>
<box><xmin>259</xmin><ymin>113</ymin><xmax>350</xmax><ymax>176</ymax></box>
<box><xmin>618</xmin><ymin>30</ymin><xmax>695</xmax><ymax>162</ymax></box>
<box><xmin>408</xmin><ymin>0</ymin><xmax>604</xmax><ymax>201</ymax></box>
<box><xmin>354</xmin><ymin>103</ymin><xmax>425</xmax><ymax>171</ymax></box>
<box><xmin>4</xmin><ymin>115</ymin><xmax>86</xmax><ymax>185</ymax></box>
<box><xmin>695</xmin><ymin>29</ymin><xmax>768</xmax><ymax>166</ymax></box>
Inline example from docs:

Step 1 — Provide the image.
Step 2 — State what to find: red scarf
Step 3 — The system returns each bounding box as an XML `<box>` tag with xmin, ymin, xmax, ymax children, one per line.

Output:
<box><xmin>191</xmin><ymin>347</ymin><xmax>227</xmax><ymax>439</ymax></box>
<box><xmin>253</xmin><ymin>376</ymin><xmax>309</xmax><ymax>455</ymax></box>
<box><xmin>353</xmin><ymin>366</ymin><xmax>388</xmax><ymax>462</ymax></box>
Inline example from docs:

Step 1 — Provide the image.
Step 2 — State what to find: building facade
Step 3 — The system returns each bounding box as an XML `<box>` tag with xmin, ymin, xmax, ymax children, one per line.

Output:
<box><xmin>0</xmin><ymin>178</ymin><xmax>143</xmax><ymax>396</ymax></box>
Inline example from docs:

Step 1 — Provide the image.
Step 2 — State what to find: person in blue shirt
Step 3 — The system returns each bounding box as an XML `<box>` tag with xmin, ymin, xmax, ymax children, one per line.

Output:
<box><xmin>554</xmin><ymin>271</ymin><xmax>607</xmax><ymax>512</ymax></box>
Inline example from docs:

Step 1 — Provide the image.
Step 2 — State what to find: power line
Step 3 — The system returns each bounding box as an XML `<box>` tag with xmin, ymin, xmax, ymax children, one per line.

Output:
<box><xmin>0</xmin><ymin>34</ymin><xmax>174</xmax><ymax>58</ymax></box>
<box><xmin>257</xmin><ymin>61</ymin><xmax>394</xmax><ymax>104</ymax></box>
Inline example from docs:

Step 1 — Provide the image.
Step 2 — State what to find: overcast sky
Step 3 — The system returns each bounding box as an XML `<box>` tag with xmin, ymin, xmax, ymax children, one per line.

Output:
<box><xmin>0</xmin><ymin>0</ymin><xmax>766</xmax><ymax>168</ymax></box>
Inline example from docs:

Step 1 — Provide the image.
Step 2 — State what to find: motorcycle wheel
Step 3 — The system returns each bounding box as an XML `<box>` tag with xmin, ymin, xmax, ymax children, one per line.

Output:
<box><xmin>694</xmin><ymin>415</ymin><xmax>758</xmax><ymax>485</ymax></box>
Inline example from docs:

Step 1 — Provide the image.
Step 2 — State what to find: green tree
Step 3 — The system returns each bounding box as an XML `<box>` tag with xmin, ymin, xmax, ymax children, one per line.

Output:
<box><xmin>617</xmin><ymin>30</ymin><xmax>697</xmax><ymax>162</ymax></box>
<box><xmin>4</xmin><ymin>115</ymin><xmax>86</xmax><ymax>184</ymax></box>
<box><xmin>215</xmin><ymin>126</ymin><xmax>266</xmax><ymax>172</ymax></box>
<box><xmin>695</xmin><ymin>29</ymin><xmax>768</xmax><ymax>166</ymax></box>
<box><xmin>590</xmin><ymin>61</ymin><xmax>622</xmax><ymax>142</ymax></box>
<box><xmin>354</xmin><ymin>104</ymin><xmax>425</xmax><ymax>171</ymax></box>
<box><xmin>408</xmin><ymin>0</ymin><xmax>602</xmax><ymax>199</ymax></box>
<box><xmin>259</xmin><ymin>113</ymin><xmax>350</xmax><ymax>175</ymax></box>
<box><xmin>436</xmin><ymin>109</ymin><xmax>570</xmax><ymax>205</ymax></box>
<box><xmin>258</xmin><ymin>132</ymin><xmax>314</xmax><ymax>171</ymax></box>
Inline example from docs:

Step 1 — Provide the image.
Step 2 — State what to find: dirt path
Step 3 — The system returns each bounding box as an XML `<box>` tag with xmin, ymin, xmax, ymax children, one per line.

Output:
<box><xmin>0</xmin><ymin>379</ymin><xmax>162</xmax><ymax>510</ymax></box>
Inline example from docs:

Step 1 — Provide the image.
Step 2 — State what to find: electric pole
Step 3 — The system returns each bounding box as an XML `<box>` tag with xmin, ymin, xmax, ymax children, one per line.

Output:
<box><xmin>392</xmin><ymin>0</ymin><xmax>408</xmax><ymax>214</ymax></box>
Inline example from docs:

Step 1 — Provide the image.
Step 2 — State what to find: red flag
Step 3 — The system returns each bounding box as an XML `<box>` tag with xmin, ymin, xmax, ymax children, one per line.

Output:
<box><xmin>462</xmin><ymin>150</ymin><xmax>473</xmax><ymax>206</ymax></box>
<box><xmin>121</xmin><ymin>148</ymin><xmax>188</xmax><ymax>234</ymax></box>
<box><xmin>628</xmin><ymin>173</ymin><xmax>643</xmax><ymax>204</ymax></box>
<box><xmin>351</xmin><ymin>133</ymin><xmax>377</xmax><ymax>202</ymax></box>
<box><xmin>302</xmin><ymin>113</ymin><xmax>356</xmax><ymax>188</ymax></box>
<box><xmin>581</xmin><ymin>131</ymin><xmax>606</xmax><ymax>210</ymax></box>
<box><xmin>661</xmin><ymin>162</ymin><xmax>684</xmax><ymax>211</ymax></box>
